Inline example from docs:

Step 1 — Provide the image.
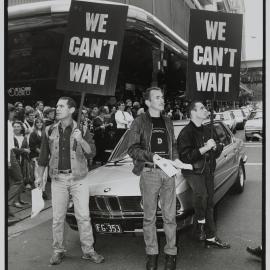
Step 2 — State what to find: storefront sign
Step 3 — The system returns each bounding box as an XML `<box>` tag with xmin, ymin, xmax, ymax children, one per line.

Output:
<box><xmin>8</xmin><ymin>86</ymin><xmax>32</xmax><ymax>97</ymax></box>
<box><xmin>186</xmin><ymin>10</ymin><xmax>242</xmax><ymax>101</ymax></box>
<box><xmin>57</xmin><ymin>1</ymin><xmax>128</xmax><ymax>96</ymax></box>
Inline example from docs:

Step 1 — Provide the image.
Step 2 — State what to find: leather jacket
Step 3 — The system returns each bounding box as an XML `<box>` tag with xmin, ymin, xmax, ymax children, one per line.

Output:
<box><xmin>128</xmin><ymin>111</ymin><xmax>178</xmax><ymax>176</ymax></box>
<box><xmin>177</xmin><ymin>120</ymin><xmax>223</xmax><ymax>175</ymax></box>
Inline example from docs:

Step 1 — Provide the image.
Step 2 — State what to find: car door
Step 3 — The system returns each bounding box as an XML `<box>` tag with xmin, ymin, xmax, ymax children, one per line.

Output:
<box><xmin>212</xmin><ymin>122</ymin><xmax>236</xmax><ymax>202</ymax></box>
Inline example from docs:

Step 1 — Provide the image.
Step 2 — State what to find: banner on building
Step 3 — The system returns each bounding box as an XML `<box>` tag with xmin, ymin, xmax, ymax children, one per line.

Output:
<box><xmin>186</xmin><ymin>9</ymin><xmax>243</xmax><ymax>101</ymax></box>
<box><xmin>57</xmin><ymin>1</ymin><xmax>128</xmax><ymax>96</ymax></box>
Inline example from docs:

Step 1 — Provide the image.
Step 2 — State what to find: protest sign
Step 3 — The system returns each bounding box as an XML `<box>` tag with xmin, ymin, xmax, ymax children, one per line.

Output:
<box><xmin>57</xmin><ymin>1</ymin><xmax>128</xmax><ymax>96</ymax></box>
<box><xmin>186</xmin><ymin>10</ymin><xmax>243</xmax><ymax>101</ymax></box>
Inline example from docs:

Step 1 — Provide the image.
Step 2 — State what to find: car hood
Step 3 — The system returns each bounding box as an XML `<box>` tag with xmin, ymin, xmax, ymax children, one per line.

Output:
<box><xmin>83</xmin><ymin>161</ymin><xmax>190</xmax><ymax>196</ymax></box>
<box><xmin>85</xmin><ymin>162</ymin><xmax>140</xmax><ymax>196</ymax></box>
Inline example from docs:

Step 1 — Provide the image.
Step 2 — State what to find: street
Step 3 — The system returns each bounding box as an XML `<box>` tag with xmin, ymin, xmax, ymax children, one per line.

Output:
<box><xmin>8</xmin><ymin>130</ymin><xmax>263</xmax><ymax>270</ymax></box>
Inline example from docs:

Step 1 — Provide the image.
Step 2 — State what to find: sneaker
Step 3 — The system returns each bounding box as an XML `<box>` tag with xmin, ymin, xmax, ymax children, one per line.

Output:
<box><xmin>82</xmin><ymin>251</ymin><xmax>104</xmax><ymax>263</ymax></box>
<box><xmin>205</xmin><ymin>237</ymin><xmax>231</xmax><ymax>249</ymax></box>
<box><xmin>50</xmin><ymin>252</ymin><xmax>65</xmax><ymax>265</ymax></box>
<box><xmin>246</xmin><ymin>246</ymin><xmax>262</xmax><ymax>258</ymax></box>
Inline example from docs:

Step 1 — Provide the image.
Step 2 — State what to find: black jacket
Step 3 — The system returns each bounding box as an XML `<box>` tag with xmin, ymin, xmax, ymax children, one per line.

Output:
<box><xmin>177</xmin><ymin>121</ymin><xmax>223</xmax><ymax>175</ymax></box>
<box><xmin>128</xmin><ymin>111</ymin><xmax>178</xmax><ymax>176</ymax></box>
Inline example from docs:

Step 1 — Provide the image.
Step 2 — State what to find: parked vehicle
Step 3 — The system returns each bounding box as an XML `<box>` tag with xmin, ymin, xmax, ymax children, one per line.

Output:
<box><xmin>244</xmin><ymin>110</ymin><xmax>263</xmax><ymax>141</ymax></box>
<box><xmin>214</xmin><ymin>111</ymin><xmax>237</xmax><ymax>133</ymax></box>
<box><xmin>66</xmin><ymin>120</ymin><xmax>247</xmax><ymax>234</ymax></box>
<box><xmin>230</xmin><ymin>109</ymin><xmax>246</xmax><ymax>130</ymax></box>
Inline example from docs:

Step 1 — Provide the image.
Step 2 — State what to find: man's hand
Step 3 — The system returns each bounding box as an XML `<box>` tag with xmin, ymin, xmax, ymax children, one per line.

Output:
<box><xmin>206</xmin><ymin>139</ymin><xmax>216</xmax><ymax>151</ymax></box>
<box><xmin>73</xmin><ymin>129</ymin><xmax>83</xmax><ymax>143</ymax></box>
<box><xmin>153</xmin><ymin>154</ymin><xmax>162</xmax><ymax>165</ymax></box>
<box><xmin>34</xmin><ymin>177</ymin><xmax>43</xmax><ymax>189</ymax></box>
<box><xmin>171</xmin><ymin>159</ymin><xmax>193</xmax><ymax>170</ymax></box>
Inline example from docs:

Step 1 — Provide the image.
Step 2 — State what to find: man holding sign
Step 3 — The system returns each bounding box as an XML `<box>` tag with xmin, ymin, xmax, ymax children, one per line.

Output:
<box><xmin>35</xmin><ymin>97</ymin><xmax>104</xmax><ymax>265</ymax></box>
<box><xmin>177</xmin><ymin>101</ymin><xmax>230</xmax><ymax>249</ymax></box>
<box><xmin>128</xmin><ymin>87</ymin><xmax>186</xmax><ymax>270</ymax></box>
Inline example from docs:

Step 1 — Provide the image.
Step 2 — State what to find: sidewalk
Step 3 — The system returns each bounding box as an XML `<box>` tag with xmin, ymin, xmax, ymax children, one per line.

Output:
<box><xmin>9</xmin><ymin>181</ymin><xmax>52</xmax><ymax>223</ymax></box>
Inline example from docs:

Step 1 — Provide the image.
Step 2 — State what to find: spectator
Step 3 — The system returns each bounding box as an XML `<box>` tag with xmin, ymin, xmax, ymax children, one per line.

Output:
<box><xmin>7</xmin><ymin>104</ymin><xmax>23</xmax><ymax>224</ymax></box>
<box><xmin>43</xmin><ymin>107</ymin><xmax>56</xmax><ymax>126</ymax></box>
<box><xmin>24</xmin><ymin>108</ymin><xmax>35</xmax><ymax>135</ymax></box>
<box><xmin>12</xmin><ymin>120</ymin><xmax>31</xmax><ymax>208</ymax></box>
<box><xmin>29</xmin><ymin>118</ymin><xmax>48</xmax><ymax>199</ymax></box>
<box><xmin>35</xmin><ymin>100</ymin><xmax>44</xmax><ymax>119</ymax></box>
<box><xmin>115</xmin><ymin>101</ymin><xmax>134</xmax><ymax>142</ymax></box>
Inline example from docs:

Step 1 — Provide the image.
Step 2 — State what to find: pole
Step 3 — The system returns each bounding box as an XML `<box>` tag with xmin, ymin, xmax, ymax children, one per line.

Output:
<box><xmin>210</xmin><ymin>98</ymin><xmax>214</xmax><ymax>175</ymax></box>
<box><xmin>73</xmin><ymin>91</ymin><xmax>86</xmax><ymax>151</ymax></box>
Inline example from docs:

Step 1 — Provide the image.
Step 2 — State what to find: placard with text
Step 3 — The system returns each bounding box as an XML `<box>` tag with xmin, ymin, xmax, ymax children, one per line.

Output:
<box><xmin>57</xmin><ymin>1</ymin><xmax>128</xmax><ymax>95</ymax></box>
<box><xmin>186</xmin><ymin>9</ymin><xmax>243</xmax><ymax>101</ymax></box>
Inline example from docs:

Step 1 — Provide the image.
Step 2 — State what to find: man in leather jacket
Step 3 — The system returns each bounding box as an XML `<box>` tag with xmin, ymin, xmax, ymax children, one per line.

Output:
<box><xmin>128</xmin><ymin>87</ymin><xmax>183</xmax><ymax>270</ymax></box>
<box><xmin>177</xmin><ymin>101</ymin><xmax>230</xmax><ymax>249</ymax></box>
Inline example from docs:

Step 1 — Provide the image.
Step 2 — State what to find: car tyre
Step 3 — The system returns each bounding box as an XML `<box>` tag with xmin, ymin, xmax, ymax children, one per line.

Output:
<box><xmin>245</xmin><ymin>135</ymin><xmax>250</xmax><ymax>141</ymax></box>
<box><xmin>232</xmin><ymin>163</ymin><xmax>245</xmax><ymax>194</ymax></box>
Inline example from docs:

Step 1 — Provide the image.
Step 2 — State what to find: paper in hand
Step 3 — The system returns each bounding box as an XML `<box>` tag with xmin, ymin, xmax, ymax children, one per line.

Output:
<box><xmin>154</xmin><ymin>158</ymin><xmax>179</xmax><ymax>177</ymax></box>
<box><xmin>31</xmin><ymin>188</ymin><xmax>45</xmax><ymax>218</ymax></box>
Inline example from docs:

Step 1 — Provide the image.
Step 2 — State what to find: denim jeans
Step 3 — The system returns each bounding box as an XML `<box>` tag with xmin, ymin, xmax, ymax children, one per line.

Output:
<box><xmin>183</xmin><ymin>166</ymin><xmax>216</xmax><ymax>238</ymax></box>
<box><xmin>140</xmin><ymin>168</ymin><xmax>177</xmax><ymax>255</ymax></box>
<box><xmin>51</xmin><ymin>173</ymin><xmax>94</xmax><ymax>254</ymax></box>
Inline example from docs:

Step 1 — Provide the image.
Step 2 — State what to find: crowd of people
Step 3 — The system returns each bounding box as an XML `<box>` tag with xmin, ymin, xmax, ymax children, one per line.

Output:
<box><xmin>7</xmin><ymin>98</ymin><xmax>190</xmax><ymax>222</ymax></box>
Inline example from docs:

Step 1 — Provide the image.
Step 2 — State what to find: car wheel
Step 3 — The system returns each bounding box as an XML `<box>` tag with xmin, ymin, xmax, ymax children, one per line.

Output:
<box><xmin>233</xmin><ymin>163</ymin><xmax>245</xmax><ymax>193</ymax></box>
<box><xmin>245</xmin><ymin>135</ymin><xmax>250</xmax><ymax>141</ymax></box>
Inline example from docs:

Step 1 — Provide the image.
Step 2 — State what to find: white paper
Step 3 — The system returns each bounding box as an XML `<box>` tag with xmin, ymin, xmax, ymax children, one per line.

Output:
<box><xmin>31</xmin><ymin>188</ymin><xmax>45</xmax><ymax>218</ymax></box>
<box><xmin>173</xmin><ymin>159</ymin><xmax>193</xmax><ymax>170</ymax></box>
<box><xmin>155</xmin><ymin>158</ymin><xmax>179</xmax><ymax>177</ymax></box>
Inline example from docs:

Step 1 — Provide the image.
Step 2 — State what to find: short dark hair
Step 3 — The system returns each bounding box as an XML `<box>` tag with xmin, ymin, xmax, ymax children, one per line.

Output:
<box><xmin>188</xmin><ymin>101</ymin><xmax>202</xmax><ymax>117</ymax></box>
<box><xmin>25</xmin><ymin>108</ymin><xmax>35</xmax><ymax>116</ymax></box>
<box><xmin>116</xmin><ymin>101</ymin><xmax>125</xmax><ymax>108</ymax></box>
<box><xmin>59</xmin><ymin>97</ymin><xmax>77</xmax><ymax>109</ymax></box>
<box><xmin>143</xmin><ymin>87</ymin><xmax>163</xmax><ymax>101</ymax></box>
<box><xmin>35</xmin><ymin>101</ymin><xmax>44</xmax><ymax>108</ymax></box>
<box><xmin>15</xmin><ymin>102</ymin><xmax>23</xmax><ymax>108</ymax></box>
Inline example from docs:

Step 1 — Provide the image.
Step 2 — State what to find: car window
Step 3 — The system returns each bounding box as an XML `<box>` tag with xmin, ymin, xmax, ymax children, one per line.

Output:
<box><xmin>213</xmin><ymin>123</ymin><xmax>231</xmax><ymax>146</ymax></box>
<box><xmin>249</xmin><ymin>111</ymin><xmax>262</xmax><ymax>120</ymax></box>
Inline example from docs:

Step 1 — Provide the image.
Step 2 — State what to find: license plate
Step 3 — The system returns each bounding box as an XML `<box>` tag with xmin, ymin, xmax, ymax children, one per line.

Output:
<box><xmin>94</xmin><ymin>223</ymin><xmax>122</xmax><ymax>233</ymax></box>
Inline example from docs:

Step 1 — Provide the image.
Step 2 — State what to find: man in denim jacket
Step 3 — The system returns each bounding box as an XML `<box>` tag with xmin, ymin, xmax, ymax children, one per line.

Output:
<box><xmin>36</xmin><ymin>97</ymin><xmax>104</xmax><ymax>265</ymax></box>
<box><xmin>128</xmin><ymin>87</ymin><xmax>184</xmax><ymax>270</ymax></box>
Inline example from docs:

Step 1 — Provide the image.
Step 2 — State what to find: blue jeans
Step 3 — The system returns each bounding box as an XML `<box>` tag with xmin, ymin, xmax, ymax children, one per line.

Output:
<box><xmin>51</xmin><ymin>173</ymin><xmax>94</xmax><ymax>254</ymax></box>
<box><xmin>140</xmin><ymin>168</ymin><xmax>177</xmax><ymax>255</ymax></box>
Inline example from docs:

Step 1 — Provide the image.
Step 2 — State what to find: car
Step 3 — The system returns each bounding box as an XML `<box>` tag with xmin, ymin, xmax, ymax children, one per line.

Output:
<box><xmin>230</xmin><ymin>109</ymin><xmax>246</xmax><ymax>130</ymax></box>
<box><xmin>214</xmin><ymin>111</ymin><xmax>237</xmax><ymax>134</ymax></box>
<box><xmin>66</xmin><ymin>120</ymin><xmax>247</xmax><ymax>234</ymax></box>
<box><xmin>244</xmin><ymin>110</ymin><xmax>263</xmax><ymax>141</ymax></box>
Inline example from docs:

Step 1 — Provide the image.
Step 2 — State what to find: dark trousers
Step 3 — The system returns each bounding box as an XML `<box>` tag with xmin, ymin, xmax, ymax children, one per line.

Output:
<box><xmin>184</xmin><ymin>166</ymin><xmax>216</xmax><ymax>238</ymax></box>
<box><xmin>8</xmin><ymin>151</ymin><xmax>24</xmax><ymax>204</ymax></box>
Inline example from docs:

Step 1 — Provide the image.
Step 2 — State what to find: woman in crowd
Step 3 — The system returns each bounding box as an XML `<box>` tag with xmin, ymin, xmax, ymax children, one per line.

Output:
<box><xmin>29</xmin><ymin>118</ymin><xmax>48</xmax><ymax>200</ymax></box>
<box><xmin>12</xmin><ymin>121</ymin><xmax>31</xmax><ymax>208</ymax></box>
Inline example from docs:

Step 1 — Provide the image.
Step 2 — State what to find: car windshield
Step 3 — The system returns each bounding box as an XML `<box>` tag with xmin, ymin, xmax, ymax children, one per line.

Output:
<box><xmin>108</xmin><ymin>130</ymin><xmax>130</xmax><ymax>162</ymax></box>
<box><xmin>248</xmin><ymin>111</ymin><xmax>262</xmax><ymax>120</ymax></box>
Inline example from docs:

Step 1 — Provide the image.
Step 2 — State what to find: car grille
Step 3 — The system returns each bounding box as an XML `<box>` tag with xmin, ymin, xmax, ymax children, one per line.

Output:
<box><xmin>89</xmin><ymin>196</ymin><xmax>181</xmax><ymax>214</ymax></box>
<box><xmin>119</xmin><ymin>196</ymin><xmax>142</xmax><ymax>212</ymax></box>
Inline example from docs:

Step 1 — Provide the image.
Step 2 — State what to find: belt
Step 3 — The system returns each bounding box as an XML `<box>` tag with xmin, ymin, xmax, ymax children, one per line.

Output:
<box><xmin>58</xmin><ymin>169</ymin><xmax>72</xmax><ymax>174</ymax></box>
